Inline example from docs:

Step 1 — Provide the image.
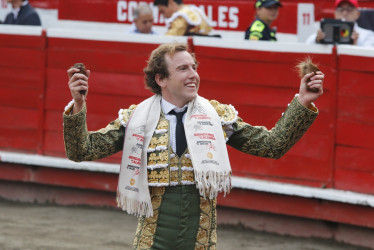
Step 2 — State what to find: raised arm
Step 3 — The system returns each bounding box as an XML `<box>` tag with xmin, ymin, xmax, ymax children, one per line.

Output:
<box><xmin>227</xmin><ymin>70</ymin><xmax>324</xmax><ymax>159</ymax></box>
<box><xmin>63</xmin><ymin>104</ymin><xmax>125</xmax><ymax>162</ymax></box>
<box><xmin>227</xmin><ymin>97</ymin><xmax>318</xmax><ymax>159</ymax></box>
<box><xmin>63</xmin><ymin>66</ymin><xmax>127</xmax><ymax>162</ymax></box>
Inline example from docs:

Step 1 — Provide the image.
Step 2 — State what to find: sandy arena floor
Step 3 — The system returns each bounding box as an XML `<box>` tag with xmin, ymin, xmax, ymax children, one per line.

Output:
<box><xmin>0</xmin><ymin>199</ymin><xmax>369</xmax><ymax>250</ymax></box>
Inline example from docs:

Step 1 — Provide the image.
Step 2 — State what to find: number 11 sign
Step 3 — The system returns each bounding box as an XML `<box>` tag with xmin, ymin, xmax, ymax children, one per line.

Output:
<box><xmin>297</xmin><ymin>3</ymin><xmax>315</xmax><ymax>43</ymax></box>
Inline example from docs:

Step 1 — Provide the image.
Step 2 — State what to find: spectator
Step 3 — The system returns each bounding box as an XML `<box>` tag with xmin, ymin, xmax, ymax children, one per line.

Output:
<box><xmin>128</xmin><ymin>4</ymin><xmax>157</xmax><ymax>34</ymax></box>
<box><xmin>153</xmin><ymin>0</ymin><xmax>213</xmax><ymax>36</ymax></box>
<box><xmin>306</xmin><ymin>0</ymin><xmax>374</xmax><ymax>47</ymax></box>
<box><xmin>63</xmin><ymin>42</ymin><xmax>324</xmax><ymax>249</ymax></box>
<box><xmin>2</xmin><ymin>0</ymin><xmax>41</xmax><ymax>26</ymax></box>
<box><xmin>245</xmin><ymin>0</ymin><xmax>282</xmax><ymax>41</ymax></box>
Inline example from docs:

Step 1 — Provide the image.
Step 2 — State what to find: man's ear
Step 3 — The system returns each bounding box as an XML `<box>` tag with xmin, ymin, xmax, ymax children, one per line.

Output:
<box><xmin>155</xmin><ymin>74</ymin><xmax>165</xmax><ymax>88</ymax></box>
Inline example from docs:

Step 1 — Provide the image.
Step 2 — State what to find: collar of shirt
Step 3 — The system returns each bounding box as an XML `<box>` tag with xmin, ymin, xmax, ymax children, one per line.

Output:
<box><xmin>12</xmin><ymin>1</ymin><xmax>28</xmax><ymax>20</ymax></box>
<box><xmin>161</xmin><ymin>98</ymin><xmax>188</xmax><ymax>154</ymax></box>
<box><xmin>161</xmin><ymin>98</ymin><xmax>187</xmax><ymax>115</ymax></box>
<box><xmin>160</xmin><ymin>97</ymin><xmax>234</xmax><ymax>149</ymax></box>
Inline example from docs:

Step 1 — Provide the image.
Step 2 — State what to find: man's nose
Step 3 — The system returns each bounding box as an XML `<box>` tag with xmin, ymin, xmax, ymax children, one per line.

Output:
<box><xmin>189</xmin><ymin>68</ymin><xmax>198</xmax><ymax>78</ymax></box>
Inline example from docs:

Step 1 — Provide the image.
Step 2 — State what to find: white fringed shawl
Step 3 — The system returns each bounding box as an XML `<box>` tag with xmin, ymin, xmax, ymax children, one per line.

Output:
<box><xmin>117</xmin><ymin>95</ymin><xmax>231</xmax><ymax>217</ymax></box>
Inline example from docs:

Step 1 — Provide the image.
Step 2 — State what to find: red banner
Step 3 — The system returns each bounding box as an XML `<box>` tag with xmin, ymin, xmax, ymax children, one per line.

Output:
<box><xmin>58</xmin><ymin>0</ymin><xmax>297</xmax><ymax>33</ymax></box>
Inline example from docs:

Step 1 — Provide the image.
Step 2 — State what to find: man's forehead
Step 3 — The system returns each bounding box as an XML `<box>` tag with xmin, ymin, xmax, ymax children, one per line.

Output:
<box><xmin>165</xmin><ymin>51</ymin><xmax>195</xmax><ymax>65</ymax></box>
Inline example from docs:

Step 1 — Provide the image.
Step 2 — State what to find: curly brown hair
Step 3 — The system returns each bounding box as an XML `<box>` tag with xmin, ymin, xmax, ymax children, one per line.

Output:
<box><xmin>144</xmin><ymin>43</ymin><xmax>196</xmax><ymax>95</ymax></box>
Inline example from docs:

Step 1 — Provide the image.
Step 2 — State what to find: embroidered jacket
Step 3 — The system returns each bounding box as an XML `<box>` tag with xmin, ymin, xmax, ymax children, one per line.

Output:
<box><xmin>63</xmin><ymin>97</ymin><xmax>318</xmax><ymax>181</ymax></box>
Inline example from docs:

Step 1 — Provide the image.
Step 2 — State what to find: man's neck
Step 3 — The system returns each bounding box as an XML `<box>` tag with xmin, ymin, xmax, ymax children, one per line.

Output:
<box><xmin>261</xmin><ymin>18</ymin><xmax>272</xmax><ymax>27</ymax></box>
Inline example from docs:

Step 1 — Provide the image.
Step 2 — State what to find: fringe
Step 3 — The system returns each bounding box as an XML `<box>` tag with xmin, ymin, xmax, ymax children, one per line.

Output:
<box><xmin>195</xmin><ymin>170</ymin><xmax>232</xmax><ymax>199</ymax></box>
<box><xmin>116</xmin><ymin>192</ymin><xmax>153</xmax><ymax>217</ymax></box>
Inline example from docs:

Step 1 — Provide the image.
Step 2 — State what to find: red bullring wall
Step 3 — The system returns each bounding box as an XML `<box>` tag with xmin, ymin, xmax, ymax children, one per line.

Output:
<box><xmin>1</xmin><ymin>26</ymin><xmax>374</xmax><ymax>235</ymax></box>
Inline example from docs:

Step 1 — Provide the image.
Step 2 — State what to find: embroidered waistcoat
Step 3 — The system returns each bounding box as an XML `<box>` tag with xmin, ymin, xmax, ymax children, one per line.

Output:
<box><xmin>118</xmin><ymin>100</ymin><xmax>238</xmax><ymax>187</ymax></box>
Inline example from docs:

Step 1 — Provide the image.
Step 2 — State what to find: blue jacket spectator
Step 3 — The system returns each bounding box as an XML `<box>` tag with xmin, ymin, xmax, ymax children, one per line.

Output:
<box><xmin>3</xmin><ymin>0</ymin><xmax>41</xmax><ymax>26</ymax></box>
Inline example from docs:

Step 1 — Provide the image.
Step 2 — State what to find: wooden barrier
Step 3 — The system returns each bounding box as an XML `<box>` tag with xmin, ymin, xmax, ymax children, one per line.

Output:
<box><xmin>334</xmin><ymin>46</ymin><xmax>374</xmax><ymax>195</ymax></box>
<box><xmin>0</xmin><ymin>26</ymin><xmax>46</xmax><ymax>154</ymax></box>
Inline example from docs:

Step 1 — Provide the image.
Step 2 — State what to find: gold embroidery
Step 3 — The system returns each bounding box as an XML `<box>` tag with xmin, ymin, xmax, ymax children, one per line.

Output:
<box><xmin>196</xmin><ymin>229</ymin><xmax>208</xmax><ymax>244</ymax></box>
<box><xmin>149</xmin><ymin>137</ymin><xmax>158</xmax><ymax>150</ymax></box>
<box><xmin>158</xmin><ymin>134</ymin><xmax>168</xmax><ymax>145</ymax></box>
<box><xmin>209</xmin><ymin>100</ymin><xmax>237</xmax><ymax>124</ymax></box>
<box><xmin>159</xmin><ymin>169</ymin><xmax>169</xmax><ymax>184</ymax></box>
<box><xmin>149</xmin><ymin>153</ymin><xmax>158</xmax><ymax>163</ymax></box>
<box><xmin>133</xmin><ymin>187</ymin><xmax>165</xmax><ymax>249</ymax></box>
<box><xmin>181</xmin><ymin>156</ymin><xmax>192</xmax><ymax>165</ymax></box>
<box><xmin>170</xmin><ymin>170</ymin><xmax>179</xmax><ymax>183</ymax></box>
<box><xmin>148</xmin><ymin>169</ymin><xmax>169</xmax><ymax>184</ymax></box>
<box><xmin>148</xmin><ymin>170</ymin><xmax>159</xmax><ymax>184</ymax></box>
<box><xmin>182</xmin><ymin>170</ymin><xmax>194</xmax><ymax>183</ymax></box>
<box><xmin>156</xmin><ymin>119</ymin><xmax>168</xmax><ymax>130</ymax></box>
<box><xmin>170</xmin><ymin>156</ymin><xmax>179</xmax><ymax>168</ymax></box>
<box><xmin>194</xmin><ymin>197</ymin><xmax>217</xmax><ymax>249</ymax></box>
<box><xmin>158</xmin><ymin>151</ymin><xmax>168</xmax><ymax>164</ymax></box>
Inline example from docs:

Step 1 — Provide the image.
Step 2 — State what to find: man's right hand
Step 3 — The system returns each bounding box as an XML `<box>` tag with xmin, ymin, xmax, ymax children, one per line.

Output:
<box><xmin>351</xmin><ymin>30</ymin><xmax>359</xmax><ymax>45</ymax></box>
<box><xmin>315</xmin><ymin>29</ymin><xmax>325</xmax><ymax>43</ymax></box>
<box><xmin>67</xmin><ymin>67</ymin><xmax>90</xmax><ymax>114</ymax></box>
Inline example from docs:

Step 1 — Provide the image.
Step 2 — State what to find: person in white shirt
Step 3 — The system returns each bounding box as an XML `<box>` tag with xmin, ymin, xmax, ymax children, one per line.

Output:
<box><xmin>306</xmin><ymin>0</ymin><xmax>374</xmax><ymax>47</ymax></box>
<box><xmin>128</xmin><ymin>3</ymin><xmax>157</xmax><ymax>34</ymax></box>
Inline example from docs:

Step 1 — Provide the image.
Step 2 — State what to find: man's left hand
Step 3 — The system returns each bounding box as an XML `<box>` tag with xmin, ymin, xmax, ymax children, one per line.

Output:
<box><xmin>297</xmin><ymin>71</ymin><xmax>324</xmax><ymax>108</ymax></box>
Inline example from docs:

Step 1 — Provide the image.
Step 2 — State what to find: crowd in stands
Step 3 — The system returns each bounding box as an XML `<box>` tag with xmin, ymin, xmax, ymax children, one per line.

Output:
<box><xmin>1</xmin><ymin>0</ymin><xmax>373</xmax><ymax>47</ymax></box>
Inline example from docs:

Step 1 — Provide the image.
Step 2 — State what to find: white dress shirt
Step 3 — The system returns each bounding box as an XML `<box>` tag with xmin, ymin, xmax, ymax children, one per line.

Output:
<box><xmin>160</xmin><ymin>98</ymin><xmax>234</xmax><ymax>154</ymax></box>
<box><xmin>161</xmin><ymin>98</ymin><xmax>188</xmax><ymax>154</ymax></box>
<box><xmin>11</xmin><ymin>0</ymin><xmax>29</xmax><ymax>20</ymax></box>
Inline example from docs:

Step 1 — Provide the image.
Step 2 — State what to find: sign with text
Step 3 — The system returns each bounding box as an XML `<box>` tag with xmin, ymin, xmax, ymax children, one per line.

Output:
<box><xmin>58</xmin><ymin>0</ymin><xmax>298</xmax><ymax>34</ymax></box>
<box><xmin>297</xmin><ymin>3</ymin><xmax>315</xmax><ymax>42</ymax></box>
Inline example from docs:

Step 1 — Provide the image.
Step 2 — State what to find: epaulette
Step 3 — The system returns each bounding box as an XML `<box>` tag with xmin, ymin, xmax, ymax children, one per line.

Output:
<box><xmin>250</xmin><ymin>20</ymin><xmax>265</xmax><ymax>33</ymax></box>
<box><xmin>209</xmin><ymin>100</ymin><xmax>238</xmax><ymax>125</ymax></box>
<box><xmin>118</xmin><ymin>104</ymin><xmax>137</xmax><ymax>127</ymax></box>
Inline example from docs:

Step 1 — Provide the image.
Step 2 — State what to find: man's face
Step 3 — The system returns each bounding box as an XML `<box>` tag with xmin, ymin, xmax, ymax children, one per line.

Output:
<box><xmin>157</xmin><ymin>4</ymin><xmax>175</xmax><ymax>19</ymax></box>
<box><xmin>7</xmin><ymin>0</ymin><xmax>20</xmax><ymax>4</ymax></box>
<box><xmin>256</xmin><ymin>5</ymin><xmax>280</xmax><ymax>24</ymax></box>
<box><xmin>134</xmin><ymin>12</ymin><xmax>154</xmax><ymax>34</ymax></box>
<box><xmin>335</xmin><ymin>2</ymin><xmax>360</xmax><ymax>22</ymax></box>
<box><xmin>157</xmin><ymin>51</ymin><xmax>200</xmax><ymax>107</ymax></box>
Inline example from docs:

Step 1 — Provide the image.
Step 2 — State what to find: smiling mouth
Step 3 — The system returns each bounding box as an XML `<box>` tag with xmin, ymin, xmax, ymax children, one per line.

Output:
<box><xmin>186</xmin><ymin>82</ymin><xmax>197</xmax><ymax>88</ymax></box>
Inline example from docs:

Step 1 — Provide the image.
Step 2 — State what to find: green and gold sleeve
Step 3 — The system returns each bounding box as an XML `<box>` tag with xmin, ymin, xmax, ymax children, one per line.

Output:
<box><xmin>63</xmin><ymin>104</ymin><xmax>125</xmax><ymax>162</ymax></box>
<box><xmin>227</xmin><ymin>97</ymin><xmax>318</xmax><ymax>159</ymax></box>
